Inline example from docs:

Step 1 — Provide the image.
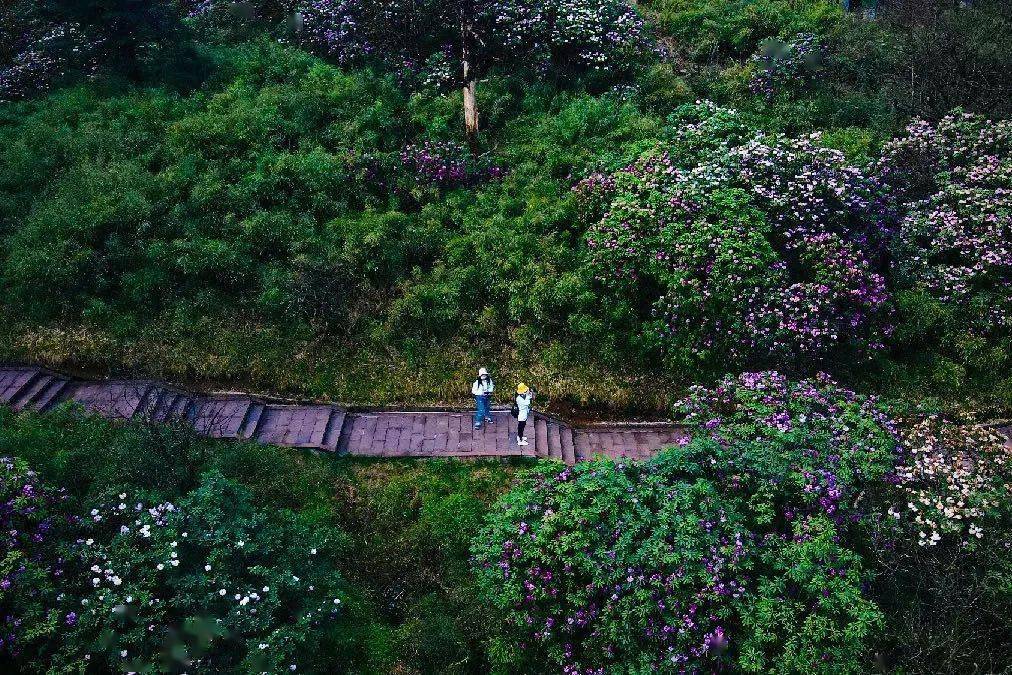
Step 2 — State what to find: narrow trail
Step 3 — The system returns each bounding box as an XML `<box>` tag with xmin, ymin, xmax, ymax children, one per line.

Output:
<box><xmin>0</xmin><ymin>364</ymin><xmax>689</xmax><ymax>464</ymax></box>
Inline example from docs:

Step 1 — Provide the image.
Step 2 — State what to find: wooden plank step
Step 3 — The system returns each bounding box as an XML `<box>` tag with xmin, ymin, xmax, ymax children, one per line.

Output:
<box><xmin>561</xmin><ymin>426</ymin><xmax>576</xmax><ymax>466</ymax></box>
<box><xmin>321</xmin><ymin>408</ymin><xmax>346</xmax><ymax>451</ymax></box>
<box><xmin>238</xmin><ymin>403</ymin><xmax>265</xmax><ymax>440</ymax></box>
<box><xmin>535</xmin><ymin>417</ymin><xmax>549</xmax><ymax>458</ymax></box>
<box><xmin>11</xmin><ymin>374</ymin><xmax>56</xmax><ymax>411</ymax></box>
<box><xmin>547</xmin><ymin>422</ymin><xmax>563</xmax><ymax>461</ymax></box>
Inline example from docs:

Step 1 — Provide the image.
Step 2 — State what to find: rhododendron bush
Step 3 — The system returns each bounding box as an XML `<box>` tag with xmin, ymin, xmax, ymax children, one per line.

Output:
<box><xmin>1</xmin><ymin>465</ymin><xmax>351</xmax><ymax>673</ymax></box>
<box><xmin>473</xmin><ymin>372</ymin><xmax>898</xmax><ymax>673</ymax></box>
<box><xmin>886</xmin><ymin>416</ymin><xmax>1012</xmax><ymax>547</ymax></box>
<box><xmin>474</xmin><ymin>372</ymin><xmax>1012</xmax><ymax>672</ymax></box>
<box><xmin>579</xmin><ymin>103</ymin><xmax>891</xmax><ymax>370</ymax></box>
<box><xmin>749</xmin><ymin>32</ymin><xmax>825</xmax><ymax>101</ymax></box>
<box><xmin>877</xmin><ymin>112</ymin><xmax>1012</xmax><ymax>393</ymax></box>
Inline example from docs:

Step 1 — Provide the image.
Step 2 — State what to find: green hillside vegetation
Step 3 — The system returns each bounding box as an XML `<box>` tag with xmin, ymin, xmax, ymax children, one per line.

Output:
<box><xmin>1</xmin><ymin>0</ymin><xmax>1009</xmax><ymax>412</ymax></box>
<box><xmin>3</xmin><ymin>1</ymin><xmax>1012</xmax><ymax>672</ymax></box>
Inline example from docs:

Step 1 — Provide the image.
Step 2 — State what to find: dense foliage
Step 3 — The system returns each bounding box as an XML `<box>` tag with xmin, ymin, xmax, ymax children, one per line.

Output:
<box><xmin>0</xmin><ymin>0</ymin><xmax>1009</xmax><ymax>409</ymax></box>
<box><xmin>0</xmin><ymin>407</ymin><xmax>518</xmax><ymax>672</ymax></box>
<box><xmin>475</xmin><ymin>372</ymin><xmax>1012</xmax><ymax>673</ymax></box>
<box><xmin>874</xmin><ymin>112</ymin><xmax>1012</xmax><ymax>397</ymax></box>
<box><xmin>581</xmin><ymin>103</ymin><xmax>890</xmax><ymax>369</ymax></box>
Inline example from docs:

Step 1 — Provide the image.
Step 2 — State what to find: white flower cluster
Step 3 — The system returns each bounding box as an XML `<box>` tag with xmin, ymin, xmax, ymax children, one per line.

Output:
<box><xmin>891</xmin><ymin>416</ymin><xmax>1012</xmax><ymax>547</ymax></box>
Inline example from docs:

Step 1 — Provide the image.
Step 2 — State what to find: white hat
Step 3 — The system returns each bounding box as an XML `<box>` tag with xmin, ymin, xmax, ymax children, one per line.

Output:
<box><xmin>478</xmin><ymin>367</ymin><xmax>488</xmax><ymax>377</ymax></box>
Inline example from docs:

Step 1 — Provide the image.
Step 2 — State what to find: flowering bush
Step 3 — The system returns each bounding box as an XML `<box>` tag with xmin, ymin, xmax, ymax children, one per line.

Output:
<box><xmin>399</xmin><ymin>140</ymin><xmax>506</xmax><ymax>188</ymax></box>
<box><xmin>885</xmin><ymin>416</ymin><xmax>1012</xmax><ymax>547</ymax></box>
<box><xmin>473</xmin><ymin>372</ymin><xmax>898</xmax><ymax>673</ymax></box>
<box><xmin>749</xmin><ymin>32</ymin><xmax>825</xmax><ymax>100</ymax></box>
<box><xmin>579</xmin><ymin>102</ymin><xmax>891</xmax><ymax>370</ymax></box>
<box><xmin>880</xmin><ymin>113</ymin><xmax>1012</xmax><ymax>325</ymax></box>
<box><xmin>2</xmin><ymin>469</ymin><xmax>351</xmax><ymax>673</ymax></box>
<box><xmin>0</xmin><ymin>20</ymin><xmax>100</xmax><ymax>102</ymax></box>
<box><xmin>872</xmin><ymin>112</ymin><xmax>1012</xmax><ymax>397</ymax></box>
<box><xmin>0</xmin><ymin>457</ymin><xmax>71</xmax><ymax>660</ymax></box>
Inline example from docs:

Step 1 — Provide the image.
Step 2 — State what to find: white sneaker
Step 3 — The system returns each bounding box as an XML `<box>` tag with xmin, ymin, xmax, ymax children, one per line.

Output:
<box><xmin>517</xmin><ymin>437</ymin><xmax>528</xmax><ymax>446</ymax></box>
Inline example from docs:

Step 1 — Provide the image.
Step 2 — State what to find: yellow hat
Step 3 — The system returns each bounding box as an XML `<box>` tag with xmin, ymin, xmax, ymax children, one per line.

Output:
<box><xmin>517</xmin><ymin>383</ymin><xmax>529</xmax><ymax>394</ymax></box>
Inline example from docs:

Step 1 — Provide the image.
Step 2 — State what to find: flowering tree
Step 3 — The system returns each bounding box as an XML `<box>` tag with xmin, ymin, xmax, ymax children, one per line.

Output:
<box><xmin>0</xmin><ymin>2</ymin><xmax>100</xmax><ymax>102</ymax></box>
<box><xmin>296</xmin><ymin>0</ymin><xmax>647</xmax><ymax>147</ymax></box>
<box><xmin>1</xmin><ymin>0</ymin><xmax>189</xmax><ymax>100</ymax></box>
<box><xmin>579</xmin><ymin>103</ymin><xmax>892</xmax><ymax>371</ymax></box>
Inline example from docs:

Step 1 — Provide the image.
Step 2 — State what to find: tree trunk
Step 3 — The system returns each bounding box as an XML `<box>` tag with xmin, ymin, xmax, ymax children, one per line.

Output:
<box><xmin>460</xmin><ymin>6</ymin><xmax>479</xmax><ymax>153</ymax></box>
<box><xmin>463</xmin><ymin>70</ymin><xmax>478</xmax><ymax>152</ymax></box>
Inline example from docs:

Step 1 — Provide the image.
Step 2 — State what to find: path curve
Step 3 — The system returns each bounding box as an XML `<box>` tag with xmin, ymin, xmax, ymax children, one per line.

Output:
<box><xmin>0</xmin><ymin>364</ymin><xmax>689</xmax><ymax>464</ymax></box>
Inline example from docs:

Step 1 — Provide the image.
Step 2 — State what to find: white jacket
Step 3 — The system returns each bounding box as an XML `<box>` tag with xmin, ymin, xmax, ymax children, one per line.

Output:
<box><xmin>515</xmin><ymin>393</ymin><xmax>532</xmax><ymax>421</ymax></box>
<box><xmin>472</xmin><ymin>378</ymin><xmax>494</xmax><ymax>396</ymax></box>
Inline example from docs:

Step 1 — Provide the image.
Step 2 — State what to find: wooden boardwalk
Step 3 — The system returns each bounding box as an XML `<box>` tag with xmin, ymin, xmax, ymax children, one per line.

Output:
<box><xmin>0</xmin><ymin>364</ymin><xmax>689</xmax><ymax>464</ymax></box>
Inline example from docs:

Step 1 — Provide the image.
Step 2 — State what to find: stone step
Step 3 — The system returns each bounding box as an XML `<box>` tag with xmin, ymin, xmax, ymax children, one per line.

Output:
<box><xmin>135</xmin><ymin>387</ymin><xmax>163</xmax><ymax>419</ymax></box>
<box><xmin>30</xmin><ymin>376</ymin><xmax>73</xmax><ymax>412</ymax></box>
<box><xmin>306</xmin><ymin>407</ymin><xmax>332</xmax><ymax>448</ymax></box>
<box><xmin>561</xmin><ymin>426</ymin><xmax>576</xmax><ymax>466</ymax></box>
<box><xmin>150</xmin><ymin>391</ymin><xmax>181</xmax><ymax>423</ymax></box>
<box><xmin>11</xmin><ymin>373</ymin><xmax>56</xmax><ymax>412</ymax></box>
<box><xmin>0</xmin><ymin>368</ymin><xmax>43</xmax><ymax>404</ymax></box>
<box><xmin>167</xmin><ymin>395</ymin><xmax>195</xmax><ymax>422</ymax></box>
<box><xmin>70</xmin><ymin>382</ymin><xmax>153</xmax><ymax>419</ymax></box>
<box><xmin>192</xmin><ymin>397</ymin><xmax>252</xmax><ymax>438</ymax></box>
<box><xmin>534</xmin><ymin>417</ymin><xmax>549</xmax><ymax>458</ymax></box>
<box><xmin>238</xmin><ymin>402</ymin><xmax>265</xmax><ymax>440</ymax></box>
<box><xmin>321</xmin><ymin>408</ymin><xmax>346</xmax><ymax>451</ymax></box>
<box><xmin>547</xmin><ymin>422</ymin><xmax>563</xmax><ymax>461</ymax></box>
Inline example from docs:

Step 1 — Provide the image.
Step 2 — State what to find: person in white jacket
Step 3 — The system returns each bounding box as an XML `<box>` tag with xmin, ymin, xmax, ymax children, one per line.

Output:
<box><xmin>515</xmin><ymin>383</ymin><xmax>534</xmax><ymax>446</ymax></box>
<box><xmin>471</xmin><ymin>367</ymin><xmax>495</xmax><ymax>429</ymax></box>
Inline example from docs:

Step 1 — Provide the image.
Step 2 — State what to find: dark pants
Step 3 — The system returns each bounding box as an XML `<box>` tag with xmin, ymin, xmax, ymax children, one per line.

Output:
<box><xmin>517</xmin><ymin>419</ymin><xmax>526</xmax><ymax>438</ymax></box>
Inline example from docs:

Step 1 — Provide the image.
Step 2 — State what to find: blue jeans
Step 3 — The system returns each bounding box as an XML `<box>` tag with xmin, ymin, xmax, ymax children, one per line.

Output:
<box><xmin>474</xmin><ymin>394</ymin><xmax>491</xmax><ymax>428</ymax></box>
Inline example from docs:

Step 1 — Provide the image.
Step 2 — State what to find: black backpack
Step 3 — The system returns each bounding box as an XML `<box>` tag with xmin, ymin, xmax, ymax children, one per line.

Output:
<box><xmin>510</xmin><ymin>400</ymin><xmax>520</xmax><ymax>418</ymax></box>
